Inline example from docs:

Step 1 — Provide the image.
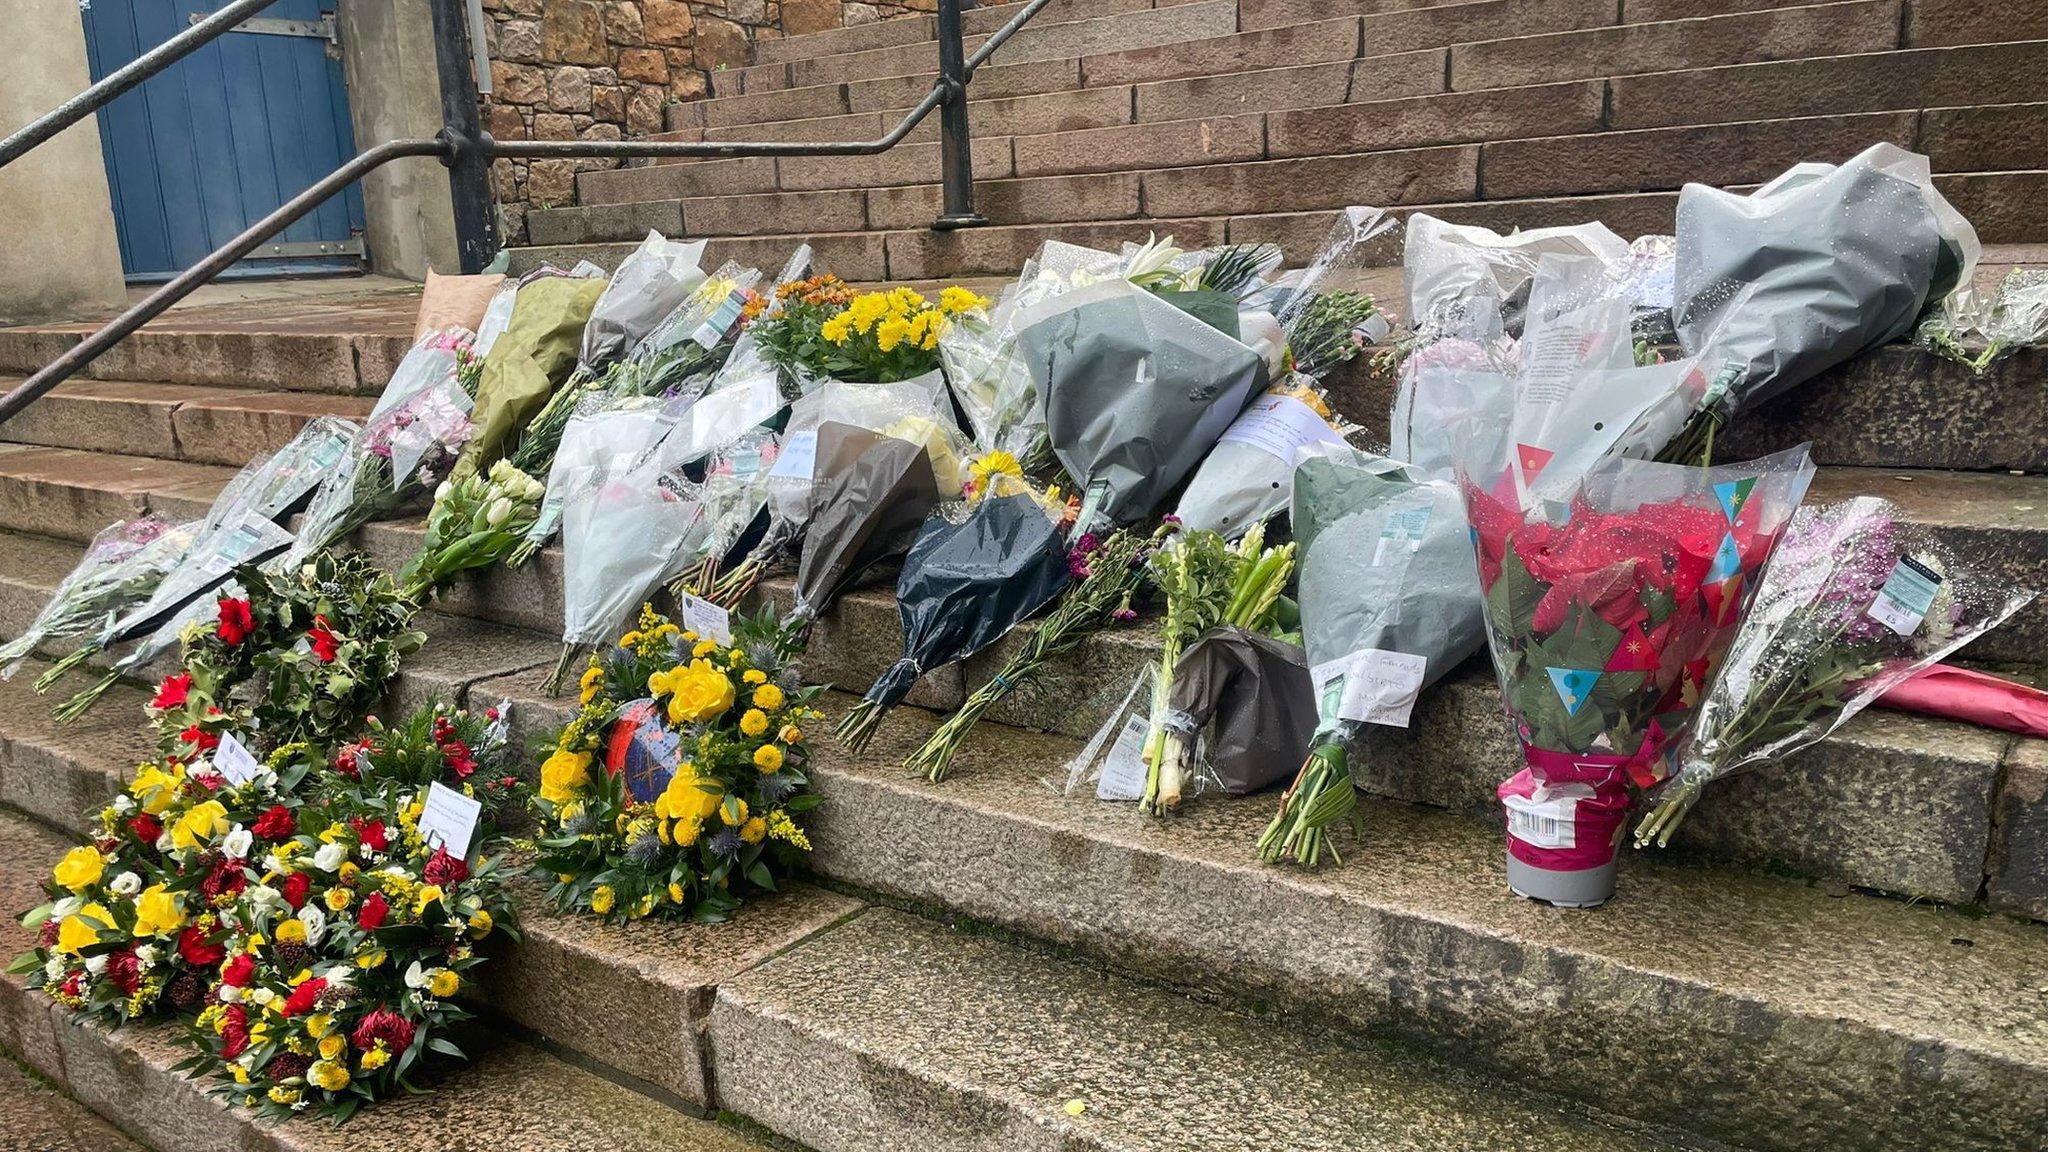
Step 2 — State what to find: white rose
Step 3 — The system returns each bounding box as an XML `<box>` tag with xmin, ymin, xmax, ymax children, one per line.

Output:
<box><xmin>249</xmin><ymin>987</ymin><xmax>275</xmax><ymax>1007</ymax></box>
<box><xmin>85</xmin><ymin>954</ymin><xmax>107</xmax><ymax>975</ymax></box>
<box><xmin>402</xmin><ymin>961</ymin><xmax>432</xmax><ymax>990</ymax></box>
<box><xmin>108</xmin><ymin>871</ymin><xmax>142</xmax><ymax>897</ymax></box>
<box><xmin>110</xmin><ymin>795</ymin><xmax>134</xmax><ymax>815</ymax></box>
<box><xmin>218</xmin><ymin>984</ymin><xmax>242</xmax><ymax>1003</ymax></box>
<box><xmin>312</xmin><ymin>842</ymin><xmax>345</xmax><ymax>872</ymax></box>
<box><xmin>154</xmin><ymin>830</ymin><xmax>175</xmax><ymax>853</ymax></box>
<box><xmin>51</xmin><ymin>896</ymin><xmax>82</xmax><ymax>920</ymax></box>
<box><xmin>223</xmin><ymin>827</ymin><xmax>253</xmax><ymax>860</ymax></box>
<box><xmin>296</xmin><ymin>904</ymin><xmax>328</xmax><ymax>946</ymax></box>
<box><xmin>247</xmin><ymin>884</ymin><xmax>282</xmax><ymax>912</ymax></box>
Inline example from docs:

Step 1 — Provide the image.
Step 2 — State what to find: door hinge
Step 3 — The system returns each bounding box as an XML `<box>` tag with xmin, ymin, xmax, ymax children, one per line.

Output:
<box><xmin>190</xmin><ymin>11</ymin><xmax>342</xmax><ymax>59</ymax></box>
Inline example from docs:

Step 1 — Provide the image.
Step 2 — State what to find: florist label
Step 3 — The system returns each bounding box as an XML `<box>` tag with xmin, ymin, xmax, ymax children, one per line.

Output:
<box><xmin>692</xmin><ymin>288</ymin><xmax>751</xmax><ymax>350</ymax></box>
<box><xmin>1867</xmin><ymin>556</ymin><xmax>1943</xmax><ymax>636</ymax></box>
<box><xmin>418</xmin><ymin>781</ymin><xmax>482</xmax><ymax>861</ymax></box>
<box><xmin>1372</xmin><ymin>507</ymin><xmax>1432</xmax><ymax>565</ymax></box>
<box><xmin>1217</xmin><ymin>392</ymin><xmax>1343</xmax><ymax>464</ymax></box>
<box><xmin>213</xmin><ymin>732</ymin><xmax>263</xmax><ymax>787</ymax></box>
<box><xmin>1095</xmin><ymin>713</ymin><xmax>1152</xmax><ymax>801</ymax></box>
<box><xmin>768</xmin><ymin>430</ymin><xmax>818</xmax><ymax>480</ymax></box>
<box><xmin>680</xmin><ymin>593</ymin><xmax>733</xmax><ymax>647</ymax></box>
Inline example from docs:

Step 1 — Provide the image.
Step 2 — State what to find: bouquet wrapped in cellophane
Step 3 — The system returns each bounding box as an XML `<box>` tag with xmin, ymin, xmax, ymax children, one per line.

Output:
<box><xmin>1916</xmin><ymin>267</ymin><xmax>2048</xmax><ymax>374</ymax></box>
<box><xmin>399</xmin><ymin>459</ymin><xmax>546</xmax><ymax>598</ymax></box>
<box><xmin>1635</xmin><ymin>496</ymin><xmax>2032</xmax><ymax>847</ymax></box>
<box><xmin>783</xmin><ymin>422</ymin><xmax>944</xmax><ymax>633</ymax></box>
<box><xmin>1460</xmin><ymin>446</ymin><xmax>1814</xmax><ymax>907</ymax></box>
<box><xmin>286</xmin><ymin>329</ymin><xmax>480</xmax><ymax>568</ymax></box>
<box><xmin>0</xmin><ymin>516</ymin><xmax>185</xmax><ymax>678</ymax></box>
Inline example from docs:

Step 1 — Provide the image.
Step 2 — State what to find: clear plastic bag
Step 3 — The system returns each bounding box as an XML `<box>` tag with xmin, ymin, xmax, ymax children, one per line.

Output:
<box><xmin>521</xmin><ymin>394</ymin><xmax>679</xmax><ymax>560</ymax></box>
<box><xmin>1058</xmin><ymin>661</ymin><xmax>1160</xmax><ymax>801</ymax></box>
<box><xmin>1173</xmin><ymin>378</ymin><xmax>1353</xmax><ymax>537</ymax></box>
<box><xmin>1637</xmin><ymin>496</ymin><xmax>2033</xmax><ymax>846</ymax></box>
<box><xmin>0</xmin><ymin>517</ymin><xmax>175</xmax><ymax>676</ymax></box>
<box><xmin>579</xmin><ymin>231</ymin><xmax>709</xmax><ymax>371</ymax></box>
<box><xmin>1404</xmin><ymin>213</ymin><xmax>1630</xmax><ymax>340</ymax></box>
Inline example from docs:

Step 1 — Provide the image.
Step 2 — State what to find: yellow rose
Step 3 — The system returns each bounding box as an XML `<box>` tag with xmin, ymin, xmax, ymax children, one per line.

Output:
<box><xmin>654</xmin><ymin>769</ymin><xmax>722</xmax><ymax>825</ymax></box>
<box><xmin>129</xmin><ymin>762</ymin><xmax>184</xmax><ymax>815</ymax></box>
<box><xmin>305</xmin><ymin>1013</ymin><xmax>334</xmax><ymax>1037</ymax></box>
<box><xmin>318</xmin><ymin>1034</ymin><xmax>346</xmax><ymax>1061</ymax></box>
<box><xmin>413</xmin><ymin>884</ymin><xmax>444</xmax><ymax>915</ymax></box>
<box><xmin>324</xmin><ymin>887</ymin><xmax>352</xmax><ymax>912</ymax></box>
<box><xmin>467</xmin><ymin>910</ymin><xmax>494</xmax><ymax>939</ymax></box>
<box><xmin>618</xmin><ymin>630</ymin><xmax>642</xmax><ymax>650</ymax></box>
<box><xmin>753</xmin><ymin>744</ymin><xmax>784</xmax><ymax>773</ymax></box>
<box><xmin>740</xmin><ymin>817</ymin><xmax>767</xmax><ymax>845</ymax></box>
<box><xmin>589</xmin><ymin>885</ymin><xmax>616</xmax><ymax>915</ymax></box>
<box><xmin>356</xmin><ymin>948</ymin><xmax>387</xmax><ymax>970</ymax></box>
<box><xmin>55</xmin><ymin>903</ymin><xmax>111</xmax><ymax>955</ymax></box>
<box><xmin>663</xmin><ymin>660</ymin><xmax>734</xmax><ymax>725</ymax></box>
<box><xmin>307</xmin><ymin>1060</ymin><xmax>350</xmax><ymax>1092</ymax></box>
<box><xmin>169</xmin><ymin>800</ymin><xmax>229</xmax><ymax>851</ymax></box>
<box><xmin>274</xmin><ymin>918</ymin><xmax>308</xmax><ymax>944</ymax></box>
<box><xmin>752</xmin><ymin>684</ymin><xmax>784</xmax><ymax>711</ymax></box>
<box><xmin>779</xmin><ymin>725</ymin><xmax>803</xmax><ymax>745</ymax></box>
<box><xmin>132</xmin><ymin>884</ymin><xmax>185</xmax><ymax>937</ymax></box>
<box><xmin>429</xmin><ymin>969</ymin><xmax>461</xmax><ymax>998</ymax></box>
<box><xmin>52</xmin><ymin>846</ymin><xmax>105</xmax><ymax>892</ymax></box>
<box><xmin>739</xmin><ymin>709</ymin><xmax>769</xmax><ymax>737</ymax></box>
<box><xmin>538</xmin><ymin>747</ymin><xmax>593</xmax><ymax>806</ymax></box>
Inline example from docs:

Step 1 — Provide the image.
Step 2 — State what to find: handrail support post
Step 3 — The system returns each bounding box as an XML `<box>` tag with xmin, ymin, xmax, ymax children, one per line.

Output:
<box><xmin>932</xmin><ymin>0</ymin><xmax>987</xmax><ymax>231</ymax></box>
<box><xmin>428</xmin><ymin>0</ymin><xmax>499</xmax><ymax>272</ymax></box>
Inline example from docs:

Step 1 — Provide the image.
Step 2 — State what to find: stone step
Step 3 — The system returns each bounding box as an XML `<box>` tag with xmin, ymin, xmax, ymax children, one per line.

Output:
<box><xmin>522</xmin><ymin>168</ymin><xmax>2048</xmax><ymax>284</ymax></box>
<box><xmin>0</xmin><ymin>1046</ymin><xmax>146</xmax><ymax>1152</ymax></box>
<box><xmin>0</xmin><ymin>445</ymin><xmax>234</xmax><ymax>544</ymax></box>
<box><xmin>0</xmin><ymin>379</ymin><xmax>374</xmax><ymax>467</ymax></box>
<box><xmin>1246</xmin><ymin>0</ymin><xmax>1849</xmax><ymax>28</ymax></box>
<box><xmin>0</xmin><ymin>818</ymin><xmax>782</xmax><ymax>1152</ymax></box>
<box><xmin>0</xmin><ymin>291</ymin><xmax>416</xmax><ymax>393</ymax></box>
<box><xmin>545</xmin><ymin>106</ymin><xmax>2046</xmax><ymax>246</ymax></box>
<box><xmin>707</xmin><ymin>907</ymin><xmax>1699</xmax><ymax>1152</ymax></box>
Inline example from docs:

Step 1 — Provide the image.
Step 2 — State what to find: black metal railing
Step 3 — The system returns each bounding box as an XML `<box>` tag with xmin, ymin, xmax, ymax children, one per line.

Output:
<box><xmin>0</xmin><ymin>0</ymin><xmax>1049</xmax><ymax>425</ymax></box>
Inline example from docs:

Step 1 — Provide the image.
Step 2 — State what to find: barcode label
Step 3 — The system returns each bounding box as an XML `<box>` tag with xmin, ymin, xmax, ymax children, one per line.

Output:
<box><xmin>691</xmin><ymin>288</ymin><xmax>750</xmax><ymax>350</ymax></box>
<box><xmin>1866</xmin><ymin>555</ymin><xmax>1942</xmax><ymax>636</ymax></box>
<box><xmin>1095</xmin><ymin>714</ymin><xmax>1151</xmax><ymax>801</ymax></box>
<box><xmin>1503</xmin><ymin>792</ymin><xmax>1577</xmax><ymax>849</ymax></box>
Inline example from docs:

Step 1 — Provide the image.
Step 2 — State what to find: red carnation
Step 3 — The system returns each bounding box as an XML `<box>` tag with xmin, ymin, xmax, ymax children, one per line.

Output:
<box><xmin>350</xmin><ymin>818</ymin><xmax>388</xmax><ymax>852</ymax></box>
<box><xmin>280</xmin><ymin>977</ymin><xmax>326</xmax><ymax>1017</ymax></box>
<box><xmin>281</xmin><ymin>872</ymin><xmax>311</xmax><ymax>910</ymax></box>
<box><xmin>306</xmin><ymin>614</ymin><xmax>340</xmax><ymax>664</ymax></box>
<box><xmin>105</xmin><ymin>947</ymin><xmax>142</xmax><ymax>996</ymax></box>
<box><xmin>356</xmin><ymin>891</ymin><xmax>389</xmax><ymax>930</ymax></box>
<box><xmin>350</xmin><ymin>1008</ymin><xmax>415</xmax><ymax>1055</ymax></box>
<box><xmin>215</xmin><ymin>597</ymin><xmax>255</xmax><ymax>646</ymax></box>
<box><xmin>150</xmin><ymin>672</ymin><xmax>192</xmax><ymax>711</ymax></box>
<box><xmin>250</xmin><ymin>805</ymin><xmax>295</xmax><ymax>842</ymax></box>
<box><xmin>423</xmin><ymin>848</ymin><xmax>468</xmax><ymax>887</ymax></box>
<box><xmin>220</xmin><ymin>953</ymin><xmax>255</xmax><ymax>988</ymax></box>
<box><xmin>219</xmin><ymin>1003</ymin><xmax>250</xmax><ymax>1059</ymax></box>
<box><xmin>177</xmin><ymin>923</ymin><xmax>225</xmax><ymax>969</ymax></box>
<box><xmin>199</xmin><ymin>854</ymin><xmax>246</xmax><ymax>900</ymax></box>
<box><xmin>127</xmin><ymin>813</ymin><xmax>163</xmax><ymax>844</ymax></box>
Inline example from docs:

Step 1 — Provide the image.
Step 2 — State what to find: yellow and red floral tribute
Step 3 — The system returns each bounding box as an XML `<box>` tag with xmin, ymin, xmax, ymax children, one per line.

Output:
<box><xmin>533</xmin><ymin>603</ymin><xmax>822</xmax><ymax>923</ymax></box>
<box><xmin>752</xmin><ymin>274</ymin><xmax>989</xmax><ymax>386</ymax></box>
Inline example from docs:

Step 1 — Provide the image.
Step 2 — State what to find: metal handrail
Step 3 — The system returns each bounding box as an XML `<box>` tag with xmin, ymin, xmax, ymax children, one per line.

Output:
<box><xmin>0</xmin><ymin>0</ymin><xmax>1056</xmax><ymax>425</ymax></box>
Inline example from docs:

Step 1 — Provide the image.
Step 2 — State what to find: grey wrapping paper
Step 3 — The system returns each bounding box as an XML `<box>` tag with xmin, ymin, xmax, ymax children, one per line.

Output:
<box><xmin>579</xmin><ymin>233</ymin><xmax>708</xmax><ymax>370</ymax></box>
<box><xmin>1165</xmin><ymin>625</ymin><xmax>1316</xmax><ymax>795</ymax></box>
<box><xmin>1016</xmin><ymin>279</ymin><xmax>1268</xmax><ymax>528</ymax></box>
<box><xmin>1292</xmin><ymin>448</ymin><xmax>1484</xmax><ymax>719</ymax></box>
<box><xmin>791</xmin><ymin>423</ymin><xmax>942</xmax><ymax>623</ymax></box>
<box><xmin>1674</xmin><ymin>143</ymin><xmax>1977</xmax><ymax>416</ymax></box>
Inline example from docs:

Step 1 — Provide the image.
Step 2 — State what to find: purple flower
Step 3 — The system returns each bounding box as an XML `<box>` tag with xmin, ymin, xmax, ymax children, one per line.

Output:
<box><xmin>708</xmin><ymin>828</ymin><xmax>742</xmax><ymax>857</ymax></box>
<box><xmin>1112</xmin><ymin>607</ymin><xmax>1138</xmax><ymax>622</ymax></box>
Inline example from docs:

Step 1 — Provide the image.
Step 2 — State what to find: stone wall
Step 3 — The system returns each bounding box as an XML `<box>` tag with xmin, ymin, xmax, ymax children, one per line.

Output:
<box><xmin>482</xmin><ymin>0</ymin><xmax>933</xmax><ymax>245</ymax></box>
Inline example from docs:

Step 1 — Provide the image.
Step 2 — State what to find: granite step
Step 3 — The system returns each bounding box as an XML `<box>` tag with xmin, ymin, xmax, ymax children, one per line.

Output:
<box><xmin>541</xmin><ymin>106</ymin><xmax>2040</xmax><ymax>246</ymax></box>
<box><xmin>0</xmin><ymin>445</ymin><xmax>235</xmax><ymax>544</ymax></box>
<box><xmin>0</xmin><ymin>379</ymin><xmax>374</xmax><ymax>467</ymax></box>
<box><xmin>0</xmin><ymin>1048</ymin><xmax>146</xmax><ymax>1152</ymax></box>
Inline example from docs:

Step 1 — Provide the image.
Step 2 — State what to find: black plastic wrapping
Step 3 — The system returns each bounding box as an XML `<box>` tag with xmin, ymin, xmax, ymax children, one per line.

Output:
<box><xmin>790</xmin><ymin>422</ymin><xmax>941</xmax><ymax>624</ymax></box>
<box><xmin>1164</xmin><ymin>625</ymin><xmax>1317</xmax><ymax>795</ymax></box>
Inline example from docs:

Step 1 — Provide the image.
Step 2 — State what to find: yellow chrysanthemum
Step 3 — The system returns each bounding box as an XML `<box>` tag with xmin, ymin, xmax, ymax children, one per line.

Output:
<box><xmin>52</xmin><ymin>846</ymin><xmax>105</xmax><ymax>892</ymax></box>
<box><xmin>752</xmin><ymin>683</ymin><xmax>785</xmax><ymax>711</ymax></box>
<box><xmin>618</xmin><ymin>630</ymin><xmax>643</xmax><ymax>650</ymax></box>
<box><xmin>359</xmin><ymin>1044</ymin><xmax>390</xmax><ymax>1072</ymax></box>
<box><xmin>579</xmin><ymin>664</ymin><xmax>605</xmax><ymax>704</ymax></box>
<box><xmin>589</xmin><ymin>885</ymin><xmax>616</xmax><ymax>915</ymax></box>
<box><xmin>820</xmin><ymin>312</ymin><xmax>855</xmax><ymax>345</ymax></box>
<box><xmin>753</xmin><ymin>744</ymin><xmax>784</xmax><ymax>773</ymax></box>
<box><xmin>742</xmin><ymin>669</ymin><xmax>767</xmax><ymax>685</ymax></box>
<box><xmin>274</xmin><ymin>918</ymin><xmax>308</xmax><ymax>944</ymax></box>
<box><xmin>268</xmin><ymin>1086</ymin><xmax>301</xmax><ymax>1105</ymax></box>
<box><xmin>739</xmin><ymin>708</ymin><xmax>769</xmax><ymax>737</ymax></box>
<box><xmin>430</xmin><ymin>969</ymin><xmax>461</xmax><ymax>998</ymax></box>
<box><xmin>875</xmin><ymin>315</ymin><xmax>910</xmax><ymax>353</ymax></box>
<box><xmin>740</xmin><ymin>816</ymin><xmax>767</xmax><ymax>845</ymax></box>
<box><xmin>722</xmin><ymin>797</ymin><xmax>749</xmax><ymax>826</ymax></box>
<box><xmin>939</xmin><ymin>285</ymin><xmax>989</xmax><ymax>314</ymax></box>
<box><xmin>308</xmin><ymin>1060</ymin><xmax>350</xmax><ymax>1092</ymax></box>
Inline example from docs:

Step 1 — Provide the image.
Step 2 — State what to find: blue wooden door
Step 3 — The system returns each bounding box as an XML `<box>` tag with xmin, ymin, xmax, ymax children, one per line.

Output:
<box><xmin>82</xmin><ymin>0</ymin><xmax>366</xmax><ymax>281</ymax></box>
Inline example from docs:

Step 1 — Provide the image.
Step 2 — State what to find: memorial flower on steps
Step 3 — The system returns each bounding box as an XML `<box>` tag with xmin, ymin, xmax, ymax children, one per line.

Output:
<box><xmin>753</xmin><ymin>275</ymin><xmax>987</xmax><ymax>390</ymax></box>
<box><xmin>1460</xmin><ymin>447</ymin><xmax>1813</xmax><ymax>907</ymax></box>
<box><xmin>533</xmin><ymin>604</ymin><xmax>822</xmax><ymax>924</ymax></box>
<box><xmin>178</xmin><ymin>705</ymin><xmax>522</xmax><ymax>1123</ymax></box>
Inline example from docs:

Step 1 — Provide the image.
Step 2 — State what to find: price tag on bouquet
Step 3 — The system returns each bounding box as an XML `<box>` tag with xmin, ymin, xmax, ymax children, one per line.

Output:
<box><xmin>690</xmin><ymin>287</ymin><xmax>751</xmax><ymax>350</ymax></box>
<box><xmin>1866</xmin><ymin>556</ymin><xmax>1943</xmax><ymax>636</ymax></box>
<box><xmin>1503</xmin><ymin>789</ymin><xmax>1581</xmax><ymax>850</ymax></box>
<box><xmin>1095</xmin><ymin>713</ymin><xmax>1152</xmax><ymax>801</ymax></box>
<box><xmin>417</xmin><ymin>781</ymin><xmax>482</xmax><ymax>861</ymax></box>
<box><xmin>680</xmin><ymin>593</ymin><xmax>733</xmax><ymax>647</ymax></box>
<box><xmin>213</xmin><ymin>732</ymin><xmax>264</xmax><ymax>787</ymax></box>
